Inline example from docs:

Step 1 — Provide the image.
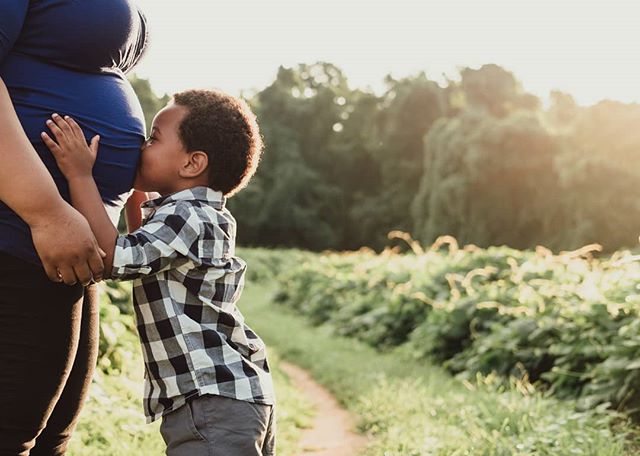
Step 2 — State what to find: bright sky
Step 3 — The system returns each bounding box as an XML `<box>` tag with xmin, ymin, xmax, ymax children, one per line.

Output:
<box><xmin>133</xmin><ymin>0</ymin><xmax>640</xmax><ymax>106</ymax></box>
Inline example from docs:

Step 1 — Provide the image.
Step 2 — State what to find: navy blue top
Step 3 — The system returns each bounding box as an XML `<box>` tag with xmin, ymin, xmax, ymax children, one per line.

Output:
<box><xmin>0</xmin><ymin>0</ymin><xmax>148</xmax><ymax>265</ymax></box>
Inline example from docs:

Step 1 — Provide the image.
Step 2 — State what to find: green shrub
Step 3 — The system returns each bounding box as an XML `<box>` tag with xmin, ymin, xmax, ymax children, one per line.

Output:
<box><xmin>273</xmin><ymin>241</ymin><xmax>640</xmax><ymax>418</ymax></box>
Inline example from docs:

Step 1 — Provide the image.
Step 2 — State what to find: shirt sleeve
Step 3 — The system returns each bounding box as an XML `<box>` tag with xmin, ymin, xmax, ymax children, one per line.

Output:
<box><xmin>111</xmin><ymin>204</ymin><xmax>202</xmax><ymax>281</ymax></box>
<box><xmin>0</xmin><ymin>2</ymin><xmax>29</xmax><ymax>64</ymax></box>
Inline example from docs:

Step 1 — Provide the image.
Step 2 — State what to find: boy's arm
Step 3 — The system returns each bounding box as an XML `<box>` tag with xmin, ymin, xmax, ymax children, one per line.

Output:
<box><xmin>43</xmin><ymin>114</ymin><xmax>201</xmax><ymax>281</ymax></box>
<box><xmin>125</xmin><ymin>190</ymin><xmax>147</xmax><ymax>232</ymax></box>
<box><xmin>42</xmin><ymin>114</ymin><xmax>118</xmax><ymax>276</ymax></box>
<box><xmin>66</xmin><ymin>176</ymin><xmax>118</xmax><ymax>276</ymax></box>
<box><xmin>125</xmin><ymin>191</ymin><xmax>161</xmax><ymax>233</ymax></box>
<box><xmin>112</xmin><ymin>208</ymin><xmax>199</xmax><ymax>280</ymax></box>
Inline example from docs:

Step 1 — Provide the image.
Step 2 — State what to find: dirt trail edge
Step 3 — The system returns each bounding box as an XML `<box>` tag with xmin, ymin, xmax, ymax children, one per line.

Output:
<box><xmin>280</xmin><ymin>361</ymin><xmax>370</xmax><ymax>456</ymax></box>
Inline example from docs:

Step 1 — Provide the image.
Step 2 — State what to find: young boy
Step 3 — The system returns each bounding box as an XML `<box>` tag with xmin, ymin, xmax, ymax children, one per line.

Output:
<box><xmin>41</xmin><ymin>90</ymin><xmax>276</xmax><ymax>456</ymax></box>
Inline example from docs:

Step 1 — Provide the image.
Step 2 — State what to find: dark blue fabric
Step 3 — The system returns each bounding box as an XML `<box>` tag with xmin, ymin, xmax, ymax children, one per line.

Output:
<box><xmin>0</xmin><ymin>0</ymin><xmax>148</xmax><ymax>265</ymax></box>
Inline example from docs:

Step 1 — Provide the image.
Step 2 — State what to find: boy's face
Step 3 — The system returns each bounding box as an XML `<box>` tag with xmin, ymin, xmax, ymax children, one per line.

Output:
<box><xmin>134</xmin><ymin>103</ymin><xmax>190</xmax><ymax>195</ymax></box>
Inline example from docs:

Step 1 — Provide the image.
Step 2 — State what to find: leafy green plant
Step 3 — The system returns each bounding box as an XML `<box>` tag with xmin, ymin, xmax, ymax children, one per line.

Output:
<box><xmin>273</xmin><ymin>240</ymin><xmax>640</xmax><ymax>418</ymax></box>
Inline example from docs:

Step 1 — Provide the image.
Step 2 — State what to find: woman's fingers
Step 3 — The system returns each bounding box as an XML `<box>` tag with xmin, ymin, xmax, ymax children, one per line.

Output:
<box><xmin>89</xmin><ymin>242</ymin><xmax>106</xmax><ymax>282</ymax></box>
<box><xmin>31</xmin><ymin>205</ymin><xmax>105</xmax><ymax>285</ymax></box>
<box><xmin>56</xmin><ymin>264</ymin><xmax>77</xmax><ymax>286</ymax></box>
<box><xmin>43</xmin><ymin>261</ymin><xmax>62</xmax><ymax>283</ymax></box>
<box><xmin>72</xmin><ymin>262</ymin><xmax>94</xmax><ymax>287</ymax></box>
<box><xmin>71</xmin><ymin>239</ymin><xmax>105</xmax><ymax>285</ymax></box>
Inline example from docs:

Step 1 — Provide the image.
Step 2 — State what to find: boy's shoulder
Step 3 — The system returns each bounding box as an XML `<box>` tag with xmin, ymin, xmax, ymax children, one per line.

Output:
<box><xmin>154</xmin><ymin>196</ymin><xmax>233</xmax><ymax>221</ymax></box>
<box><xmin>145</xmin><ymin>196</ymin><xmax>236</xmax><ymax>239</ymax></box>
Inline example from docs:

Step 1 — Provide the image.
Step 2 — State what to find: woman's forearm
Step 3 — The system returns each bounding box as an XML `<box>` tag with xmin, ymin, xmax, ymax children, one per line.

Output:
<box><xmin>0</xmin><ymin>77</ymin><xmax>67</xmax><ymax>224</ymax></box>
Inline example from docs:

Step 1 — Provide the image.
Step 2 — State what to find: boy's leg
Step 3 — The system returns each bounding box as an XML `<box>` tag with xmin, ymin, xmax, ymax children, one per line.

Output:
<box><xmin>160</xmin><ymin>394</ymin><xmax>274</xmax><ymax>456</ymax></box>
<box><xmin>262</xmin><ymin>404</ymin><xmax>277</xmax><ymax>456</ymax></box>
<box><xmin>160</xmin><ymin>398</ymin><xmax>212</xmax><ymax>456</ymax></box>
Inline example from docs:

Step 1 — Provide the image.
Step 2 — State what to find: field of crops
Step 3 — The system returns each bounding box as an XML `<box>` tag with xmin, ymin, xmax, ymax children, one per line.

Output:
<box><xmin>272</xmin><ymin>238</ymin><xmax>640</xmax><ymax>418</ymax></box>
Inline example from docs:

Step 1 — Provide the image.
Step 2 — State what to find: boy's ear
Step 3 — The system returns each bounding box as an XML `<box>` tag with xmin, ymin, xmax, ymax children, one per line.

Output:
<box><xmin>180</xmin><ymin>150</ymin><xmax>209</xmax><ymax>179</ymax></box>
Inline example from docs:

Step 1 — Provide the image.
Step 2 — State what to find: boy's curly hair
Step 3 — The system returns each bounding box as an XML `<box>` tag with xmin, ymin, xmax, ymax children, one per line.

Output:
<box><xmin>172</xmin><ymin>89</ymin><xmax>263</xmax><ymax>197</ymax></box>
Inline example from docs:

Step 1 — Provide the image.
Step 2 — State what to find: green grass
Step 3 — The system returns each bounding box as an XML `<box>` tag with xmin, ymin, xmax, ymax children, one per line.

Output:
<box><xmin>240</xmin><ymin>283</ymin><xmax>640</xmax><ymax>456</ymax></box>
<box><xmin>67</xmin><ymin>264</ymin><xmax>640</xmax><ymax>455</ymax></box>
<box><xmin>68</xmin><ymin>349</ymin><xmax>315</xmax><ymax>456</ymax></box>
<box><xmin>66</xmin><ymin>352</ymin><xmax>164</xmax><ymax>455</ymax></box>
<box><xmin>67</xmin><ymin>290</ymin><xmax>315</xmax><ymax>455</ymax></box>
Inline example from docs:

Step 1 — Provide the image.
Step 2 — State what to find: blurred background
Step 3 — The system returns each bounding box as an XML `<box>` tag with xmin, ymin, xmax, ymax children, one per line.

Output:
<box><xmin>130</xmin><ymin>0</ymin><xmax>640</xmax><ymax>254</ymax></box>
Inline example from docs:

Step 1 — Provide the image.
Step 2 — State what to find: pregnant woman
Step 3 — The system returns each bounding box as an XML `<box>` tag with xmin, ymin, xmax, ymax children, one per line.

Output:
<box><xmin>0</xmin><ymin>2</ymin><xmax>149</xmax><ymax>454</ymax></box>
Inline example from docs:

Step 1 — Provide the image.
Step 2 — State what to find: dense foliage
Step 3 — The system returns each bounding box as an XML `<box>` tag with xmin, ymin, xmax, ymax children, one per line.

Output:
<box><xmin>132</xmin><ymin>63</ymin><xmax>640</xmax><ymax>252</ymax></box>
<box><xmin>247</xmin><ymin>269</ymin><xmax>640</xmax><ymax>456</ymax></box>
<box><xmin>274</xmin><ymin>240</ymin><xmax>640</xmax><ymax>418</ymax></box>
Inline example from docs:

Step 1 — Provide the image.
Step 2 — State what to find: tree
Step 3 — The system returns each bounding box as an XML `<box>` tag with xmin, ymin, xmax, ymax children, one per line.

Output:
<box><xmin>129</xmin><ymin>74</ymin><xmax>170</xmax><ymax>132</ymax></box>
<box><xmin>229</xmin><ymin>63</ymin><xmax>354</xmax><ymax>250</ymax></box>
<box><xmin>132</xmin><ymin>64</ymin><xmax>640</xmax><ymax>253</ymax></box>
<box><xmin>412</xmin><ymin>111</ymin><xmax>563</xmax><ymax>249</ymax></box>
<box><xmin>457</xmin><ymin>64</ymin><xmax>540</xmax><ymax>117</ymax></box>
<box><xmin>554</xmin><ymin>101</ymin><xmax>640</xmax><ymax>250</ymax></box>
<box><xmin>355</xmin><ymin>73</ymin><xmax>447</xmax><ymax>249</ymax></box>
<box><xmin>545</xmin><ymin>91</ymin><xmax>581</xmax><ymax>130</ymax></box>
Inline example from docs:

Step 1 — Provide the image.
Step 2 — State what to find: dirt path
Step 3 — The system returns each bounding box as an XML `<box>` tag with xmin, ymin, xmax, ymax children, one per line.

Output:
<box><xmin>280</xmin><ymin>361</ymin><xmax>370</xmax><ymax>456</ymax></box>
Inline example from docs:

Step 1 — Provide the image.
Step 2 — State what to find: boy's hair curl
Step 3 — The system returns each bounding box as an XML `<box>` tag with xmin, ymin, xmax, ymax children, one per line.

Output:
<box><xmin>173</xmin><ymin>89</ymin><xmax>263</xmax><ymax>197</ymax></box>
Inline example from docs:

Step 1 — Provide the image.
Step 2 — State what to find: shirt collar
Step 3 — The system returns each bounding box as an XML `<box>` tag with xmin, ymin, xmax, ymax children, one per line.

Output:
<box><xmin>141</xmin><ymin>186</ymin><xmax>226</xmax><ymax>211</ymax></box>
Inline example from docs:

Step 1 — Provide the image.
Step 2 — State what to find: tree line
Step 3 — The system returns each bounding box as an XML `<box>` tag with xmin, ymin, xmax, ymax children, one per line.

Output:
<box><xmin>131</xmin><ymin>64</ymin><xmax>640</xmax><ymax>252</ymax></box>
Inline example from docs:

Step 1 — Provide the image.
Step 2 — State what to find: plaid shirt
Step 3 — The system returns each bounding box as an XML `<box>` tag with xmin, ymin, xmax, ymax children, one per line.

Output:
<box><xmin>111</xmin><ymin>186</ymin><xmax>274</xmax><ymax>423</ymax></box>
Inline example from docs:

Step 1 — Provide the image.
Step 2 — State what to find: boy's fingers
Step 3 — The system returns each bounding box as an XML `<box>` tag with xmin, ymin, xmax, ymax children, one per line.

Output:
<box><xmin>40</xmin><ymin>132</ymin><xmax>61</xmax><ymax>155</ymax></box>
<box><xmin>65</xmin><ymin>116</ymin><xmax>84</xmax><ymax>138</ymax></box>
<box><xmin>89</xmin><ymin>135</ymin><xmax>100</xmax><ymax>154</ymax></box>
<box><xmin>46</xmin><ymin>118</ymin><xmax>66</xmax><ymax>143</ymax></box>
<box><xmin>52</xmin><ymin>113</ymin><xmax>73</xmax><ymax>137</ymax></box>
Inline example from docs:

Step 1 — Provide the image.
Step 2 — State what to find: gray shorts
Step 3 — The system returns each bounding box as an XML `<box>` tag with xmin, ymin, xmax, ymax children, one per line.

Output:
<box><xmin>160</xmin><ymin>394</ymin><xmax>276</xmax><ymax>456</ymax></box>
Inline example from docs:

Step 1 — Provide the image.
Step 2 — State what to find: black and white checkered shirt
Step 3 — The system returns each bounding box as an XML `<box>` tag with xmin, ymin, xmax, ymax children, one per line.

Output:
<box><xmin>111</xmin><ymin>186</ymin><xmax>275</xmax><ymax>423</ymax></box>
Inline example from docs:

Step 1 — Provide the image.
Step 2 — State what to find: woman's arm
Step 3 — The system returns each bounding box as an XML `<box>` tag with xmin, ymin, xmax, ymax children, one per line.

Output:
<box><xmin>0</xmin><ymin>78</ymin><xmax>105</xmax><ymax>284</ymax></box>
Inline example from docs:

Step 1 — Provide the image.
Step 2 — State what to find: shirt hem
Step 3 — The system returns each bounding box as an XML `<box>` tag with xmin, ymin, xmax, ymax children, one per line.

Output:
<box><xmin>146</xmin><ymin>389</ymin><xmax>276</xmax><ymax>423</ymax></box>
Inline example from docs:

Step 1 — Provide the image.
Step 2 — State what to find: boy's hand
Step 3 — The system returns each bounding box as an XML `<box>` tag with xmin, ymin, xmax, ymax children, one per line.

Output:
<box><xmin>41</xmin><ymin>113</ymin><xmax>100</xmax><ymax>181</ymax></box>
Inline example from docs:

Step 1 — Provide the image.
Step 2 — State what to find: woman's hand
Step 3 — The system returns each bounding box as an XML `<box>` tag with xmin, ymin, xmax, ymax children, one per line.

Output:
<box><xmin>41</xmin><ymin>113</ymin><xmax>99</xmax><ymax>181</ymax></box>
<box><xmin>30</xmin><ymin>201</ymin><xmax>106</xmax><ymax>285</ymax></box>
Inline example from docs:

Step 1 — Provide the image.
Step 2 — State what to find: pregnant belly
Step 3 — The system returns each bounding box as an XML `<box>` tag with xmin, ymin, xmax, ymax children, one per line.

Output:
<box><xmin>1</xmin><ymin>53</ymin><xmax>145</xmax><ymax>224</ymax></box>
